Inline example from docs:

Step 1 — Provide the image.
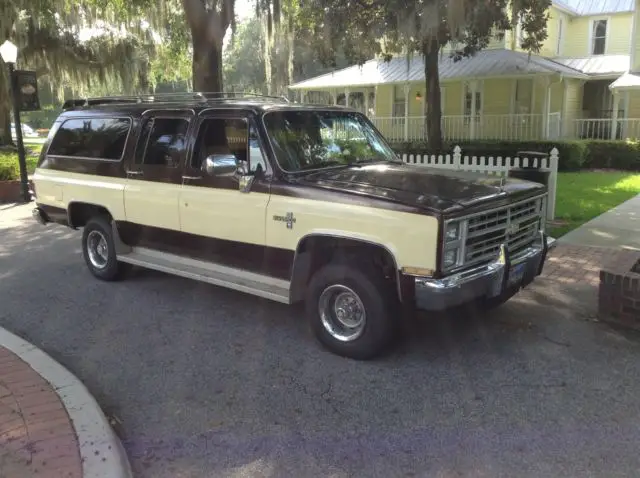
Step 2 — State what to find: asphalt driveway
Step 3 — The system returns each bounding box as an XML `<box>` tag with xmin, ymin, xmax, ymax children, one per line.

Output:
<box><xmin>2</xmin><ymin>203</ymin><xmax>640</xmax><ymax>478</ymax></box>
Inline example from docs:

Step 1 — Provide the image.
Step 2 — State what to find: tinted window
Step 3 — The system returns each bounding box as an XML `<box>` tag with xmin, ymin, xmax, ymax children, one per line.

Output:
<box><xmin>263</xmin><ymin>110</ymin><xmax>396</xmax><ymax>172</ymax></box>
<box><xmin>138</xmin><ymin>118</ymin><xmax>189</xmax><ymax>167</ymax></box>
<box><xmin>48</xmin><ymin>117</ymin><xmax>131</xmax><ymax>160</ymax></box>
<box><xmin>192</xmin><ymin>118</ymin><xmax>248</xmax><ymax>170</ymax></box>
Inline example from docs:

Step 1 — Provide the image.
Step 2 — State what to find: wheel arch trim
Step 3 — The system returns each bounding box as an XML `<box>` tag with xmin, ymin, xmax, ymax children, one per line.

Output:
<box><xmin>290</xmin><ymin>230</ymin><xmax>403</xmax><ymax>302</ymax></box>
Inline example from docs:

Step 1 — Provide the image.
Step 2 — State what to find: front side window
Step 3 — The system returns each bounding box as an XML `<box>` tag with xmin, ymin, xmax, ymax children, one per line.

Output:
<box><xmin>48</xmin><ymin>117</ymin><xmax>131</xmax><ymax>160</ymax></box>
<box><xmin>263</xmin><ymin>110</ymin><xmax>397</xmax><ymax>172</ymax></box>
<box><xmin>138</xmin><ymin>118</ymin><xmax>189</xmax><ymax>167</ymax></box>
<box><xmin>591</xmin><ymin>19</ymin><xmax>607</xmax><ymax>55</ymax></box>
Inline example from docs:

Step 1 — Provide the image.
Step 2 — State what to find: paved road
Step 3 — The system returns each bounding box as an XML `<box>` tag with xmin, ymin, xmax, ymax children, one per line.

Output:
<box><xmin>2</xmin><ymin>203</ymin><xmax>640</xmax><ymax>478</ymax></box>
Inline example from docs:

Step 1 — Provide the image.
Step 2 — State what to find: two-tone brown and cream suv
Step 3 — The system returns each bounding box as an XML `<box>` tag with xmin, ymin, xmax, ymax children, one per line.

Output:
<box><xmin>31</xmin><ymin>93</ymin><xmax>550</xmax><ymax>359</ymax></box>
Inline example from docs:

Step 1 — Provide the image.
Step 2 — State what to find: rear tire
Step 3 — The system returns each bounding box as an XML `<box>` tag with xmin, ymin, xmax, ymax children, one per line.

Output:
<box><xmin>305</xmin><ymin>260</ymin><xmax>398</xmax><ymax>360</ymax></box>
<box><xmin>81</xmin><ymin>216</ymin><xmax>130</xmax><ymax>281</ymax></box>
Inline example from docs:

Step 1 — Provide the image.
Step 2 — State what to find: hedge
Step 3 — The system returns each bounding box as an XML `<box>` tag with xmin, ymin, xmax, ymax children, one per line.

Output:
<box><xmin>0</xmin><ymin>150</ymin><xmax>40</xmax><ymax>181</ymax></box>
<box><xmin>390</xmin><ymin>139</ymin><xmax>640</xmax><ymax>172</ymax></box>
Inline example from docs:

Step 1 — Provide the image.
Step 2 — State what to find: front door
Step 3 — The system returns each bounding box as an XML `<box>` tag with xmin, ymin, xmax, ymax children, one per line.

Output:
<box><xmin>178</xmin><ymin>111</ymin><xmax>273</xmax><ymax>274</ymax></box>
<box><xmin>122</xmin><ymin>111</ymin><xmax>193</xmax><ymax>243</ymax></box>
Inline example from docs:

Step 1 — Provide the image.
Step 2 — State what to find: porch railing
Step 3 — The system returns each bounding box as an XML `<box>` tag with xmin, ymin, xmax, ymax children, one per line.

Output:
<box><xmin>372</xmin><ymin>114</ymin><xmax>555</xmax><ymax>142</ymax></box>
<box><xmin>574</xmin><ymin>118</ymin><xmax>640</xmax><ymax>140</ymax></box>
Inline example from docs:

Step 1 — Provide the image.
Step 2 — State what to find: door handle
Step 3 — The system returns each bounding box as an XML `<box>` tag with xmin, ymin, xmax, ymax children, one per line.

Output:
<box><xmin>182</xmin><ymin>175</ymin><xmax>202</xmax><ymax>181</ymax></box>
<box><xmin>126</xmin><ymin>170</ymin><xmax>143</xmax><ymax>176</ymax></box>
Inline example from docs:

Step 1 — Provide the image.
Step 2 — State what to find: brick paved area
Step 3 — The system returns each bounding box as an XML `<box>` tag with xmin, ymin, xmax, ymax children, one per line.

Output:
<box><xmin>0</xmin><ymin>346</ymin><xmax>81</xmax><ymax>478</ymax></box>
<box><xmin>542</xmin><ymin>244</ymin><xmax>636</xmax><ymax>287</ymax></box>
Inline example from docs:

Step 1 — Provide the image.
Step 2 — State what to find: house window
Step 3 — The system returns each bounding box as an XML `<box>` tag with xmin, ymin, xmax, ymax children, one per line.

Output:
<box><xmin>556</xmin><ymin>17</ymin><xmax>564</xmax><ymax>56</ymax></box>
<box><xmin>464</xmin><ymin>85</ymin><xmax>482</xmax><ymax>120</ymax></box>
<box><xmin>591</xmin><ymin>19</ymin><xmax>607</xmax><ymax>55</ymax></box>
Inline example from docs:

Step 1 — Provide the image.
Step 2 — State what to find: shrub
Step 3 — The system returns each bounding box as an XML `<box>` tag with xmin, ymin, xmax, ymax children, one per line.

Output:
<box><xmin>0</xmin><ymin>157</ymin><xmax>18</xmax><ymax>181</ymax></box>
<box><xmin>390</xmin><ymin>139</ymin><xmax>640</xmax><ymax>171</ymax></box>
<box><xmin>0</xmin><ymin>150</ymin><xmax>40</xmax><ymax>181</ymax></box>
<box><xmin>582</xmin><ymin>140</ymin><xmax>640</xmax><ymax>171</ymax></box>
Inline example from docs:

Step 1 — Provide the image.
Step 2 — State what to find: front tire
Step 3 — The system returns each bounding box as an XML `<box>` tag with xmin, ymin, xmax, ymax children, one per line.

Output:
<box><xmin>305</xmin><ymin>261</ymin><xmax>397</xmax><ymax>360</ymax></box>
<box><xmin>81</xmin><ymin>216</ymin><xmax>129</xmax><ymax>281</ymax></box>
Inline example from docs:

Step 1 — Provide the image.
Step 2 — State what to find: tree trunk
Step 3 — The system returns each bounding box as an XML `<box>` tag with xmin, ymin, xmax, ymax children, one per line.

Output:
<box><xmin>0</xmin><ymin>104</ymin><xmax>12</xmax><ymax>147</ymax></box>
<box><xmin>423</xmin><ymin>43</ymin><xmax>443</xmax><ymax>151</ymax></box>
<box><xmin>192</xmin><ymin>36</ymin><xmax>224</xmax><ymax>92</ymax></box>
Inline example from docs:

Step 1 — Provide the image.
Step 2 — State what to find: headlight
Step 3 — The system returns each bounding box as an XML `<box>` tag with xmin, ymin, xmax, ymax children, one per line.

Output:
<box><xmin>443</xmin><ymin>249</ymin><xmax>458</xmax><ymax>268</ymax></box>
<box><xmin>445</xmin><ymin>222</ymin><xmax>459</xmax><ymax>242</ymax></box>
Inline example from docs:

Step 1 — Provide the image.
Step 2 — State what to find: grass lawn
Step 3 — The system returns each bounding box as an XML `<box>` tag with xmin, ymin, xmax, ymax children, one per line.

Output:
<box><xmin>548</xmin><ymin>171</ymin><xmax>640</xmax><ymax>238</ymax></box>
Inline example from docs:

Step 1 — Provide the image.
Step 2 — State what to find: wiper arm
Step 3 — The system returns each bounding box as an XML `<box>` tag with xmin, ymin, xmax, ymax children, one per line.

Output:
<box><xmin>347</xmin><ymin>157</ymin><xmax>390</xmax><ymax>165</ymax></box>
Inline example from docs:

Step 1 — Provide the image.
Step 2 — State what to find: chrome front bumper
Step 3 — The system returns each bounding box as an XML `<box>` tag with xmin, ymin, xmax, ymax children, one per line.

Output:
<box><xmin>415</xmin><ymin>232</ymin><xmax>550</xmax><ymax>311</ymax></box>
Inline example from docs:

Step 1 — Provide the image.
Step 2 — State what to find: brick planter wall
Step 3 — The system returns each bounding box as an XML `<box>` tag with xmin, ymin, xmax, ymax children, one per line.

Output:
<box><xmin>0</xmin><ymin>180</ymin><xmax>33</xmax><ymax>203</ymax></box>
<box><xmin>599</xmin><ymin>250</ymin><xmax>640</xmax><ymax>331</ymax></box>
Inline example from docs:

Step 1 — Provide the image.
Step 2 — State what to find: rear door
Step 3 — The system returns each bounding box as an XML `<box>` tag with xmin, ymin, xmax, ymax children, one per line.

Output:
<box><xmin>123</xmin><ymin>110</ymin><xmax>194</xmax><ymax>233</ymax></box>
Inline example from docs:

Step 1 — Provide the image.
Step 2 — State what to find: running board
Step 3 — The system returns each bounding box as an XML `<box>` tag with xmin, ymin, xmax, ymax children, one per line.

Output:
<box><xmin>117</xmin><ymin>247</ymin><xmax>291</xmax><ymax>304</ymax></box>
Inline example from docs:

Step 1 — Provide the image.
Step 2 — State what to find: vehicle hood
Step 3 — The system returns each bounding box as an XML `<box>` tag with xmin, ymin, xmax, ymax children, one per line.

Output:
<box><xmin>294</xmin><ymin>161</ymin><xmax>546</xmax><ymax>213</ymax></box>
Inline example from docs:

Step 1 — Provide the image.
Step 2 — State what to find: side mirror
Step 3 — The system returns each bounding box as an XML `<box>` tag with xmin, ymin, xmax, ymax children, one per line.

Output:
<box><xmin>202</xmin><ymin>154</ymin><xmax>238</xmax><ymax>177</ymax></box>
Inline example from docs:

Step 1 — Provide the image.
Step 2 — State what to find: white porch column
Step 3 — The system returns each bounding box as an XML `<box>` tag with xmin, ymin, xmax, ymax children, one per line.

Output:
<box><xmin>404</xmin><ymin>83</ymin><xmax>410</xmax><ymax>141</ymax></box>
<box><xmin>623</xmin><ymin>90</ymin><xmax>631</xmax><ymax>139</ymax></box>
<box><xmin>364</xmin><ymin>88</ymin><xmax>370</xmax><ymax>117</ymax></box>
<box><xmin>469</xmin><ymin>80</ymin><xmax>478</xmax><ymax>140</ymax></box>
<box><xmin>561</xmin><ymin>80</ymin><xmax>569</xmax><ymax>137</ymax></box>
<box><xmin>345</xmin><ymin>88</ymin><xmax>351</xmax><ymax>107</ymax></box>
<box><xmin>541</xmin><ymin>77</ymin><xmax>551</xmax><ymax>139</ymax></box>
<box><xmin>332</xmin><ymin>90</ymin><xmax>338</xmax><ymax>105</ymax></box>
<box><xmin>611</xmin><ymin>91</ymin><xmax>620</xmax><ymax>139</ymax></box>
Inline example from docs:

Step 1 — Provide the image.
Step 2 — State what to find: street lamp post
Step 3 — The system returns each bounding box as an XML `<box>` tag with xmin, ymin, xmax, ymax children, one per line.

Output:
<box><xmin>1</xmin><ymin>40</ymin><xmax>30</xmax><ymax>203</ymax></box>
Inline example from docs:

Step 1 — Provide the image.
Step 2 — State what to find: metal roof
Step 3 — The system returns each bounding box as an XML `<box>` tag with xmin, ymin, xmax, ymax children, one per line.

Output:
<box><xmin>555</xmin><ymin>55</ymin><xmax>630</xmax><ymax>76</ymax></box>
<box><xmin>553</xmin><ymin>0</ymin><xmax>634</xmax><ymax>15</ymax></box>
<box><xmin>610</xmin><ymin>72</ymin><xmax>640</xmax><ymax>89</ymax></box>
<box><xmin>289</xmin><ymin>49</ymin><xmax>588</xmax><ymax>90</ymax></box>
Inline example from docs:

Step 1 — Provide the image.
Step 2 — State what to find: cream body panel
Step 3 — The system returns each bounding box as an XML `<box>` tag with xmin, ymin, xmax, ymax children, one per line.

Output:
<box><xmin>32</xmin><ymin>169</ymin><xmax>127</xmax><ymax>220</ymax></box>
<box><xmin>123</xmin><ymin>178</ymin><xmax>182</xmax><ymax>231</ymax></box>
<box><xmin>266</xmin><ymin>195</ymin><xmax>439</xmax><ymax>271</ymax></box>
<box><xmin>178</xmin><ymin>185</ymin><xmax>270</xmax><ymax>244</ymax></box>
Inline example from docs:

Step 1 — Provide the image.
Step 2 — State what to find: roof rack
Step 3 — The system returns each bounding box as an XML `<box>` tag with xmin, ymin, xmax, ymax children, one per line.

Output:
<box><xmin>61</xmin><ymin>92</ymin><xmax>290</xmax><ymax>110</ymax></box>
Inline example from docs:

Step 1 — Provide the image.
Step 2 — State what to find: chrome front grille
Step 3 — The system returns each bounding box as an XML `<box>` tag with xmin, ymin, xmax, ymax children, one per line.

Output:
<box><xmin>463</xmin><ymin>197</ymin><xmax>544</xmax><ymax>267</ymax></box>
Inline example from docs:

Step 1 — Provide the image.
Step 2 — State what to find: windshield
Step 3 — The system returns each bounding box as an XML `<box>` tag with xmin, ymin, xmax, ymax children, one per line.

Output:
<box><xmin>263</xmin><ymin>110</ymin><xmax>398</xmax><ymax>172</ymax></box>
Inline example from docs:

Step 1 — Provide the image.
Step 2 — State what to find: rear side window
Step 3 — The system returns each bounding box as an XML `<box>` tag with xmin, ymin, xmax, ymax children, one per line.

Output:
<box><xmin>48</xmin><ymin>117</ymin><xmax>131</xmax><ymax>160</ymax></box>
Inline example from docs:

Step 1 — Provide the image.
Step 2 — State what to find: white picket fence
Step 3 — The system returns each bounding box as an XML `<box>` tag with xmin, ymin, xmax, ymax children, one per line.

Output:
<box><xmin>401</xmin><ymin>145</ymin><xmax>558</xmax><ymax>220</ymax></box>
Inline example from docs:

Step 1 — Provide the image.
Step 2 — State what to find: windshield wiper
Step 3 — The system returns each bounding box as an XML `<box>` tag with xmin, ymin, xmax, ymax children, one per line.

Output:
<box><xmin>347</xmin><ymin>157</ymin><xmax>393</xmax><ymax>166</ymax></box>
<box><xmin>299</xmin><ymin>160</ymin><xmax>348</xmax><ymax>170</ymax></box>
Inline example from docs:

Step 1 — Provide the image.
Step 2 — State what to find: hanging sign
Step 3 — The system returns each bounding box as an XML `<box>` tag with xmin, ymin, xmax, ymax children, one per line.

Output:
<box><xmin>13</xmin><ymin>70</ymin><xmax>40</xmax><ymax>111</ymax></box>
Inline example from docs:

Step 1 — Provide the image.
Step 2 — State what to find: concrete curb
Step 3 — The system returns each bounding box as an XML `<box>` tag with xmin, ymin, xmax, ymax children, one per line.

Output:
<box><xmin>0</xmin><ymin>326</ymin><xmax>133</xmax><ymax>478</ymax></box>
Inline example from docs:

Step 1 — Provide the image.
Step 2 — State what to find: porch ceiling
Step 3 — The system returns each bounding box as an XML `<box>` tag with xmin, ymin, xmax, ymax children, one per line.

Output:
<box><xmin>289</xmin><ymin>49</ymin><xmax>588</xmax><ymax>91</ymax></box>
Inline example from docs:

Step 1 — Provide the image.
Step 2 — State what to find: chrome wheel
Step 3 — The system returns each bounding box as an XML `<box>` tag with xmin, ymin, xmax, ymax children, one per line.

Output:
<box><xmin>86</xmin><ymin>230</ymin><xmax>109</xmax><ymax>269</ymax></box>
<box><xmin>318</xmin><ymin>284</ymin><xmax>366</xmax><ymax>342</ymax></box>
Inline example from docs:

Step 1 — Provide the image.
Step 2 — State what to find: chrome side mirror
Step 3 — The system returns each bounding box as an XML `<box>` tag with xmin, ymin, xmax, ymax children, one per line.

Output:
<box><xmin>202</xmin><ymin>154</ymin><xmax>238</xmax><ymax>177</ymax></box>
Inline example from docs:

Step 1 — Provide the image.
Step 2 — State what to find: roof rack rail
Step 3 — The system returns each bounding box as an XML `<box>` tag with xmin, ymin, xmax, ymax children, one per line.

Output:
<box><xmin>62</xmin><ymin>92</ymin><xmax>290</xmax><ymax>110</ymax></box>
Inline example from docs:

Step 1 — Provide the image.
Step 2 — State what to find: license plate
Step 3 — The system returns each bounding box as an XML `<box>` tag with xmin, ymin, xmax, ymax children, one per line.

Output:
<box><xmin>507</xmin><ymin>263</ymin><xmax>526</xmax><ymax>288</ymax></box>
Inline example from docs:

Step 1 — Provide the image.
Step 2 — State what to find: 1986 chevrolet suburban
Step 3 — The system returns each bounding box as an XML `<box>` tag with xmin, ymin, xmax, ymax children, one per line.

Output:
<box><xmin>31</xmin><ymin>93</ymin><xmax>549</xmax><ymax>359</ymax></box>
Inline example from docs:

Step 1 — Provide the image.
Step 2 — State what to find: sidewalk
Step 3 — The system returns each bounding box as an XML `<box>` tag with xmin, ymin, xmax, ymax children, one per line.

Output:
<box><xmin>0</xmin><ymin>327</ymin><xmax>131</xmax><ymax>478</ymax></box>
<box><xmin>0</xmin><ymin>346</ymin><xmax>81</xmax><ymax>476</ymax></box>
<box><xmin>557</xmin><ymin>193</ymin><xmax>640</xmax><ymax>251</ymax></box>
<box><xmin>533</xmin><ymin>194</ymin><xmax>640</xmax><ymax>314</ymax></box>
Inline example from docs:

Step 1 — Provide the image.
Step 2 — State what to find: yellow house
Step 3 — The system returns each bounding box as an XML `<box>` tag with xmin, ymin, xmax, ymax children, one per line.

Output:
<box><xmin>289</xmin><ymin>0</ymin><xmax>640</xmax><ymax>142</ymax></box>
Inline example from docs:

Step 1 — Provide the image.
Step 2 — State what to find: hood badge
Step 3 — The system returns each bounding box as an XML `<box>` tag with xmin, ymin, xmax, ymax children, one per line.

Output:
<box><xmin>273</xmin><ymin>212</ymin><xmax>296</xmax><ymax>229</ymax></box>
